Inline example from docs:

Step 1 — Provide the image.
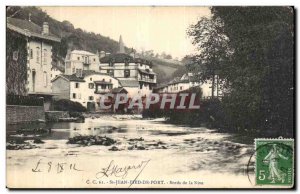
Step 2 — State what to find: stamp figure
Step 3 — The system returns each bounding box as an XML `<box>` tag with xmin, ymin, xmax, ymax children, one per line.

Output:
<box><xmin>255</xmin><ymin>139</ymin><xmax>294</xmax><ymax>186</ymax></box>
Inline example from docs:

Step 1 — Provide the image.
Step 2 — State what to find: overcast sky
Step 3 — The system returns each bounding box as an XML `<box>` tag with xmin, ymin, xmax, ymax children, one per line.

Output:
<box><xmin>41</xmin><ymin>6</ymin><xmax>211</xmax><ymax>59</ymax></box>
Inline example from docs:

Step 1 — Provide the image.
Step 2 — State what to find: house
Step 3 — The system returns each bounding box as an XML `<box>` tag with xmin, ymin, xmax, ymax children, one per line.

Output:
<box><xmin>98</xmin><ymin>35</ymin><xmax>157</xmax><ymax>98</ymax></box>
<box><xmin>52</xmin><ymin>70</ymin><xmax>121</xmax><ymax>111</ymax></box>
<box><xmin>64</xmin><ymin>50</ymin><xmax>100</xmax><ymax>76</ymax></box>
<box><xmin>154</xmin><ymin>73</ymin><xmax>215</xmax><ymax>98</ymax></box>
<box><xmin>6</xmin><ymin>17</ymin><xmax>61</xmax><ymax>111</ymax></box>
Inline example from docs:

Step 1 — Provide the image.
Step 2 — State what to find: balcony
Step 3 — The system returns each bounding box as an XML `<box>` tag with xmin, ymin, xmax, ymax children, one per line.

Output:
<box><xmin>94</xmin><ymin>81</ymin><xmax>113</xmax><ymax>94</ymax></box>
<box><xmin>138</xmin><ymin>77</ymin><xmax>156</xmax><ymax>83</ymax></box>
<box><xmin>94</xmin><ymin>89</ymin><xmax>111</xmax><ymax>94</ymax></box>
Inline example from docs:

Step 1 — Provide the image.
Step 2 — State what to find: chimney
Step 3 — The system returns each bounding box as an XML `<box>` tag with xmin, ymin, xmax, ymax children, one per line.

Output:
<box><xmin>42</xmin><ymin>22</ymin><xmax>49</xmax><ymax>35</ymax></box>
<box><xmin>100</xmin><ymin>51</ymin><xmax>106</xmax><ymax>58</ymax></box>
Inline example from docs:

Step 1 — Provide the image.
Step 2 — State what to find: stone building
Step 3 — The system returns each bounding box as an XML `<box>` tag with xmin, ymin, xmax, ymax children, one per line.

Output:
<box><xmin>64</xmin><ymin>50</ymin><xmax>100</xmax><ymax>76</ymax></box>
<box><xmin>6</xmin><ymin>17</ymin><xmax>61</xmax><ymax>111</ymax></box>
<box><xmin>52</xmin><ymin>70</ymin><xmax>120</xmax><ymax>111</ymax></box>
<box><xmin>98</xmin><ymin>35</ymin><xmax>157</xmax><ymax>98</ymax></box>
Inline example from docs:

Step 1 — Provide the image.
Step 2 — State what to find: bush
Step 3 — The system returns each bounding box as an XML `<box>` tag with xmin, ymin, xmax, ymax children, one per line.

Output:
<box><xmin>53</xmin><ymin>99</ymin><xmax>87</xmax><ymax>112</ymax></box>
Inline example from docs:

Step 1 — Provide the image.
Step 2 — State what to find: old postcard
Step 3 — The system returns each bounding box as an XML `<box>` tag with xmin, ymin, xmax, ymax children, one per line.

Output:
<box><xmin>6</xmin><ymin>6</ymin><xmax>295</xmax><ymax>189</ymax></box>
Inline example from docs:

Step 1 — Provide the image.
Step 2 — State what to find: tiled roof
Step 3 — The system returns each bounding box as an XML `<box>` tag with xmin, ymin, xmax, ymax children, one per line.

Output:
<box><xmin>111</xmin><ymin>87</ymin><xmax>128</xmax><ymax>94</ymax></box>
<box><xmin>119</xmin><ymin>80</ymin><xmax>139</xmax><ymax>87</ymax></box>
<box><xmin>154</xmin><ymin>84</ymin><xmax>168</xmax><ymax>90</ymax></box>
<box><xmin>100</xmin><ymin>53</ymin><xmax>135</xmax><ymax>63</ymax></box>
<box><xmin>55</xmin><ymin>74</ymin><xmax>85</xmax><ymax>82</ymax></box>
<box><xmin>82</xmin><ymin>70</ymin><xmax>107</xmax><ymax>77</ymax></box>
<box><xmin>138</xmin><ymin>68</ymin><xmax>156</xmax><ymax>75</ymax></box>
<box><xmin>7</xmin><ymin>17</ymin><xmax>60</xmax><ymax>42</ymax></box>
<box><xmin>168</xmin><ymin>77</ymin><xmax>189</xmax><ymax>85</ymax></box>
<box><xmin>100</xmin><ymin>53</ymin><xmax>153</xmax><ymax>66</ymax></box>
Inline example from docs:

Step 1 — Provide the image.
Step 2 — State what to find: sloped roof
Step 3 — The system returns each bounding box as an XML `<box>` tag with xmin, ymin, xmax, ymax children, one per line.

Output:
<box><xmin>111</xmin><ymin>87</ymin><xmax>128</xmax><ymax>94</ymax></box>
<box><xmin>100</xmin><ymin>53</ymin><xmax>135</xmax><ymax>63</ymax></box>
<box><xmin>51</xmin><ymin>63</ymin><xmax>65</xmax><ymax>72</ymax></box>
<box><xmin>138</xmin><ymin>68</ymin><xmax>156</xmax><ymax>75</ymax></box>
<box><xmin>71</xmin><ymin>50</ymin><xmax>96</xmax><ymax>56</ymax></box>
<box><xmin>153</xmin><ymin>84</ymin><xmax>168</xmax><ymax>90</ymax></box>
<box><xmin>7</xmin><ymin>17</ymin><xmax>60</xmax><ymax>42</ymax></box>
<box><xmin>82</xmin><ymin>70</ymin><xmax>107</xmax><ymax>77</ymax></box>
<box><xmin>119</xmin><ymin>80</ymin><xmax>139</xmax><ymax>87</ymax></box>
<box><xmin>52</xmin><ymin>74</ymin><xmax>85</xmax><ymax>82</ymax></box>
<box><xmin>168</xmin><ymin>77</ymin><xmax>189</xmax><ymax>85</ymax></box>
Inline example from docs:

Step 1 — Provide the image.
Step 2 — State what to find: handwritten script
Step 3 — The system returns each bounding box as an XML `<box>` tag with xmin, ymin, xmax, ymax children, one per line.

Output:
<box><xmin>32</xmin><ymin>159</ymin><xmax>83</xmax><ymax>173</ymax></box>
<box><xmin>96</xmin><ymin>159</ymin><xmax>151</xmax><ymax>187</ymax></box>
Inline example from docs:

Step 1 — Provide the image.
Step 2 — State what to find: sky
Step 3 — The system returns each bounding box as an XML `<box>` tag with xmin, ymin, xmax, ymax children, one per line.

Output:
<box><xmin>41</xmin><ymin>6</ymin><xmax>211</xmax><ymax>59</ymax></box>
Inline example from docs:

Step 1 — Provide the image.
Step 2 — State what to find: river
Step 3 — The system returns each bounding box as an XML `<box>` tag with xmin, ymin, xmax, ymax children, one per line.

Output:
<box><xmin>6</xmin><ymin>115</ymin><xmax>262</xmax><ymax>188</ymax></box>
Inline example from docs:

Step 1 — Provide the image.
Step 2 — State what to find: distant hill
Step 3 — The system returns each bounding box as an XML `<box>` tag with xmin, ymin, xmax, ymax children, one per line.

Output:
<box><xmin>6</xmin><ymin>6</ymin><xmax>184</xmax><ymax>83</ymax></box>
<box><xmin>140</xmin><ymin>56</ymin><xmax>183</xmax><ymax>83</ymax></box>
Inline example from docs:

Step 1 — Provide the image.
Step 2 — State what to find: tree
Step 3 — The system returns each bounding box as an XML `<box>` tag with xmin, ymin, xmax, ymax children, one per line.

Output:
<box><xmin>187</xmin><ymin>7</ymin><xmax>294</xmax><ymax>134</ymax></box>
<box><xmin>210</xmin><ymin>7</ymin><xmax>294</xmax><ymax>133</ymax></box>
<box><xmin>187</xmin><ymin>16</ymin><xmax>230</xmax><ymax>97</ymax></box>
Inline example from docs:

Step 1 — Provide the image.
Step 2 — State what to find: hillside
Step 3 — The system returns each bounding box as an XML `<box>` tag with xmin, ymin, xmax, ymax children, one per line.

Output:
<box><xmin>6</xmin><ymin>6</ymin><xmax>184</xmax><ymax>83</ymax></box>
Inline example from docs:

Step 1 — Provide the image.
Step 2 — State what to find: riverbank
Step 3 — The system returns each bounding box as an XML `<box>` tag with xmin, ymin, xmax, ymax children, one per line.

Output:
<box><xmin>7</xmin><ymin>116</ymin><xmax>257</xmax><ymax>188</ymax></box>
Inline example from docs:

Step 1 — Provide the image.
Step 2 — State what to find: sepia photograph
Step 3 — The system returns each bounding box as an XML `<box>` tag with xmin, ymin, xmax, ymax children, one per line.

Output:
<box><xmin>5</xmin><ymin>6</ymin><xmax>295</xmax><ymax>189</ymax></box>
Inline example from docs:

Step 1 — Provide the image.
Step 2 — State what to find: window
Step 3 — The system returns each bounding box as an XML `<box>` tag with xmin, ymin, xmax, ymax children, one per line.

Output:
<box><xmin>109</xmin><ymin>79</ymin><xmax>112</xmax><ymax>83</ymax></box>
<box><xmin>180</xmin><ymin>86</ymin><xmax>183</xmax><ymax>90</ymax></box>
<box><xmin>124</xmin><ymin>69</ymin><xmax>130</xmax><ymax>78</ymax></box>
<box><xmin>72</xmin><ymin>93</ymin><xmax>76</xmax><ymax>99</ymax></box>
<box><xmin>75</xmin><ymin>83</ymin><xmax>79</xmax><ymax>88</ymax></box>
<box><xmin>140</xmin><ymin>83</ymin><xmax>143</xmax><ymax>89</ymax></box>
<box><xmin>30</xmin><ymin>49</ymin><xmax>33</xmax><ymax>59</ymax></box>
<box><xmin>76</xmin><ymin>69</ymin><xmax>82</xmax><ymax>77</ymax></box>
<box><xmin>93</xmin><ymin>58</ymin><xmax>96</xmax><ymax>62</ymax></box>
<box><xmin>43</xmin><ymin>49</ymin><xmax>47</xmax><ymax>65</ymax></box>
<box><xmin>13</xmin><ymin>51</ymin><xmax>18</xmax><ymax>61</ymax></box>
<box><xmin>43</xmin><ymin>71</ymin><xmax>47</xmax><ymax>87</ymax></box>
<box><xmin>107</xmin><ymin>69</ymin><xmax>114</xmax><ymax>76</ymax></box>
<box><xmin>90</xmin><ymin>77</ymin><xmax>92</xmax><ymax>81</ymax></box>
<box><xmin>36</xmin><ymin>47</ymin><xmax>40</xmax><ymax>63</ymax></box>
<box><xmin>89</xmin><ymin>96</ymin><xmax>94</xmax><ymax>101</ymax></box>
<box><xmin>89</xmin><ymin>83</ymin><xmax>94</xmax><ymax>89</ymax></box>
<box><xmin>109</xmin><ymin>59</ymin><xmax>114</xmax><ymax>67</ymax></box>
<box><xmin>77</xmin><ymin>57</ymin><xmax>80</xmax><ymax>60</ymax></box>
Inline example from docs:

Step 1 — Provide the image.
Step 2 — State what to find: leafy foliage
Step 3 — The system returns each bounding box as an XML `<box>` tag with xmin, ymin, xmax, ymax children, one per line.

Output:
<box><xmin>53</xmin><ymin>99</ymin><xmax>87</xmax><ymax>112</ymax></box>
<box><xmin>187</xmin><ymin>7</ymin><xmax>294</xmax><ymax>134</ymax></box>
<box><xmin>6</xmin><ymin>30</ymin><xmax>28</xmax><ymax>95</ymax></box>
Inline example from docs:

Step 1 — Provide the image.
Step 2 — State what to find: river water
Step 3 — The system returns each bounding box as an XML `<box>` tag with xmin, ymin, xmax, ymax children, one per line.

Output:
<box><xmin>7</xmin><ymin>115</ymin><xmax>261</xmax><ymax>188</ymax></box>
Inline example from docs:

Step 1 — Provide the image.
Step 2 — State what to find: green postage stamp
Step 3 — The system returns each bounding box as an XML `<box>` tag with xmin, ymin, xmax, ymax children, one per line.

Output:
<box><xmin>255</xmin><ymin>138</ymin><xmax>294</xmax><ymax>186</ymax></box>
